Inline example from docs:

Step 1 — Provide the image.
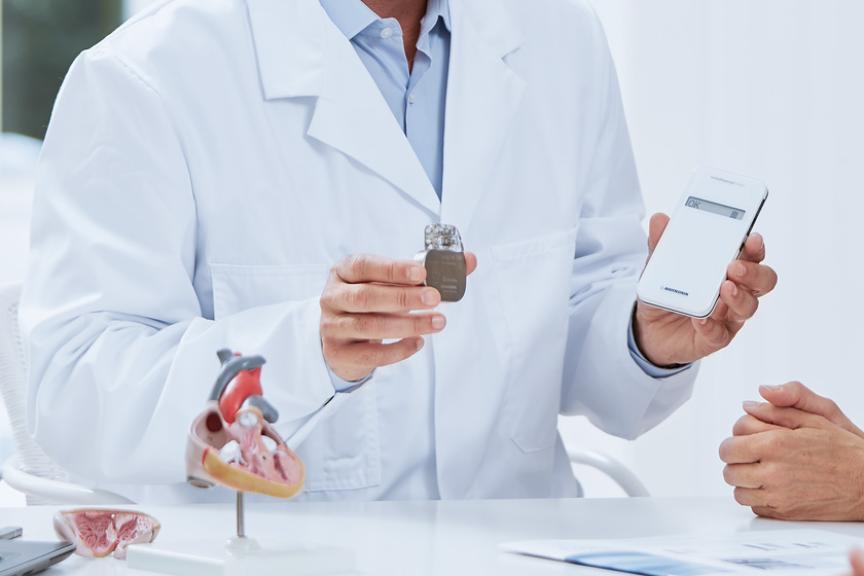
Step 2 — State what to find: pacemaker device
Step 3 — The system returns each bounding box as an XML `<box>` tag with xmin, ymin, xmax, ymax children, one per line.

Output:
<box><xmin>416</xmin><ymin>224</ymin><xmax>467</xmax><ymax>303</ymax></box>
<box><xmin>637</xmin><ymin>168</ymin><xmax>768</xmax><ymax>318</ymax></box>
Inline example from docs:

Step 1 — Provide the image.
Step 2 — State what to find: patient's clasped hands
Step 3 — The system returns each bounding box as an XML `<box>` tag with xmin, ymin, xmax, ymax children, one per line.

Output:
<box><xmin>721</xmin><ymin>381</ymin><xmax>864</xmax><ymax>521</ymax></box>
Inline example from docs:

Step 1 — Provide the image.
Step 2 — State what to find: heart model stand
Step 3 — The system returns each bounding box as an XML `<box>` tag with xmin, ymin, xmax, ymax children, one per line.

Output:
<box><xmin>127</xmin><ymin>492</ymin><xmax>354</xmax><ymax>576</ymax></box>
<box><xmin>126</xmin><ymin>350</ymin><xmax>355</xmax><ymax>576</ymax></box>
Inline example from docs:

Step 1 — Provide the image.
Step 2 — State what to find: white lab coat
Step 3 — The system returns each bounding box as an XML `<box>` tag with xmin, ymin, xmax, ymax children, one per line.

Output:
<box><xmin>22</xmin><ymin>0</ymin><xmax>697</xmax><ymax>502</ymax></box>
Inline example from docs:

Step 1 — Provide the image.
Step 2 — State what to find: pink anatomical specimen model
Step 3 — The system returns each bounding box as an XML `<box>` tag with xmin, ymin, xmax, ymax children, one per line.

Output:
<box><xmin>54</xmin><ymin>509</ymin><xmax>160</xmax><ymax>559</ymax></box>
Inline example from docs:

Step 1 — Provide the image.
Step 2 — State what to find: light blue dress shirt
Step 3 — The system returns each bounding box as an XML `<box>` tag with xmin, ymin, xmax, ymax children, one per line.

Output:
<box><xmin>320</xmin><ymin>0</ymin><xmax>687</xmax><ymax>391</ymax></box>
<box><xmin>320</xmin><ymin>0</ymin><xmax>450</xmax><ymax>197</ymax></box>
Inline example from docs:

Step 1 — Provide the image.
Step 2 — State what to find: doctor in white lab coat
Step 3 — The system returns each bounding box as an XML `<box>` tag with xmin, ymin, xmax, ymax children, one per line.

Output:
<box><xmin>22</xmin><ymin>0</ymin><xmax>777</xmax><ymax>502</ymax></box>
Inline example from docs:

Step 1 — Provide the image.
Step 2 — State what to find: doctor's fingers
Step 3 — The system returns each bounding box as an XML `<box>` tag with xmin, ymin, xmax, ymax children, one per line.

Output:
<box><xmin>334</xmin><ymin>255</ymin><xmax>427</xmax><ymax>286</ymax></box>
<box><xmin>718</xmin><ymin>280</ymin><xmax>759</xmax><ymax>323</ymax></box>
<box><xmin>464</xmin><ymin>252</ymin><xmax>479</xmax><ymax>276</ymax></box>
<box><xmin>691</xmin><ymin>314</ymin><xmax>733</xmax><ymax>350</ymax></box>
<box><xmin>646</xmin><ymin>213</ymin><xmax>670</xmax><ymax>257</ymax></box>
<box><xmin>727</xmin><ymin>260</ymin><xmax>778</xmax><ymax>297</ymax></box>
<box><xmin>740</xmin><ymin>233</ymin><xmax>766</xmax><ymax>263</ymax></box>
<box><xmin>321</xmin><ymin>312</ymin><xmax>446</xmax><ymax>340</ymax></box>
<box><xmin>330</xmin><ymin>338</ymin><xmax>425</xmax><ymax>371</ymax></box>
<box><xmin>324</xmin><ymin>283</ymin><xmax>441</xmax><ymax>313</ymax></box>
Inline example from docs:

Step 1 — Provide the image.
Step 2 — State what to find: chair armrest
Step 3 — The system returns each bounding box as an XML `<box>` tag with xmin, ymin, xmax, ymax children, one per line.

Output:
<box><xmin>2</xmin><ymin>455</ymin><xmax>133</xmax><ymax>505</ymax></box>
<box><xmin>567</xmin><ymin>449</ymin><xmax>650</xmax><ymax>498</ymax></box>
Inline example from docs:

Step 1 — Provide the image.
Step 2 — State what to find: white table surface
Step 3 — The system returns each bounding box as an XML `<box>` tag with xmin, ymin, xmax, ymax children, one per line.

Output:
<box><xmin>3</xmin><ymin>497</ymin><xmax>863</xmax><ymax>575</ymax></box>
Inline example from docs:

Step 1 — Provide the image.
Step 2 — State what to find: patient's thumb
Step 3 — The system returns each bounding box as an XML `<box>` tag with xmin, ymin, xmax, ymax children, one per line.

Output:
<box><xmin>759</xmin><ymin>382</ymin><xmax>860</xmax><ymax>436</ymax></box>
<box><xmin>758</xmin><ymin>383</ymin><xmax>801</xmax><ymax>407</ymax></box>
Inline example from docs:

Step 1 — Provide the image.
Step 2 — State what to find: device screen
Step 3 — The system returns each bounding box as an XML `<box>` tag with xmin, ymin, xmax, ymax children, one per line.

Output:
<box><xmin>685</xmin><ymin>196</ymin><xmax>746</xmax><ymax>220</ymax></box>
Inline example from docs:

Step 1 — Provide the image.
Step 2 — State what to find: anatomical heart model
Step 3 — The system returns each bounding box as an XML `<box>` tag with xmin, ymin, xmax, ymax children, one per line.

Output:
<box><xmin>187</xmin><ymin>349</ymin><xmax>304</xmax><ymax>501</ymax></box>
<box><xmin>127</xmin><ymin>350</ymin><xmax>352</xmax><ymax>575</ymax></box>
<box><xmin>185</xmin><ymin>349</ymin><xmax>305</xmax><ymax>544</ymax></box>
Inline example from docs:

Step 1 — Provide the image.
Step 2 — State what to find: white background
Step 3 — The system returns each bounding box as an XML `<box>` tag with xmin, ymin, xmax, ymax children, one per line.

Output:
<box><xmin>2</xmin><ymin>0</ymin><xmax>864</xmax><ymax>503</ymax></box>
<box><xmin>568</xmin><ymin>0</ymin><xmax>864</xmax><ymax>498</ymax></box>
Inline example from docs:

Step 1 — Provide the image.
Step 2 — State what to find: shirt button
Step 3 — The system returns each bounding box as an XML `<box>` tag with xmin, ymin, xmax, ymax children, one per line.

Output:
<box><xmin>408</xmin><ymin>92</ymin><xmax>417</xmax><ymax>104</ymax></box>
<box><xmin>380</xmin><ymin>27</ymin><xmax>394</xmax><ymax>39</ymax></box>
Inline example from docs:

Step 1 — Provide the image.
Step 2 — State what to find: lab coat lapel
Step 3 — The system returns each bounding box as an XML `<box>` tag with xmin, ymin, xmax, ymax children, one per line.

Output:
<box><xmin>245</xmin><ymin>0</ymin><xmax>440</xmax><ymax>215</ymax></box>
<box><xmin>441</xmin><ymin>0</ymin><xmax>526</xmax><ymax>232</ymax></box>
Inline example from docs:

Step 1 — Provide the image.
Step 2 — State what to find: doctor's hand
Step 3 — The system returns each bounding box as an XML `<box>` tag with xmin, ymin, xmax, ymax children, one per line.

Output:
<box><xmin>320</xmin><ymin>254</ymin><xmax>478</xmax><ymax>382</ymax></box>
<box><xmin>633</xmin><ymin>213</ymin><xmax>778</xmax><ymax>367</ymax></box>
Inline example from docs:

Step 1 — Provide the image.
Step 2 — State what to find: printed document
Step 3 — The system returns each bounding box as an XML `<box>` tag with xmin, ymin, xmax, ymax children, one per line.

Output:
<box><xmin>502</xmin><ymin>530</ymin><xmax>862</xmax><ymax>576</ymax></box>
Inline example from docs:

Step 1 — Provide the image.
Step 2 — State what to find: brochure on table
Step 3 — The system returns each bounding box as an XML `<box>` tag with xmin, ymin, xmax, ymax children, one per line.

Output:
<box><xmin>502</xmin><ymin>530</ymin><xmax>862</xmax><ymax>576</ymax></box>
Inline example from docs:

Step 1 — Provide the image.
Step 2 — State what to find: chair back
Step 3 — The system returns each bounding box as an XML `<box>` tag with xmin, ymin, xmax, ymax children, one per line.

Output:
<box><xmin>0</xmin><ymin>283</ymin><xmax>70</xmax><ymax>504</ymax></box>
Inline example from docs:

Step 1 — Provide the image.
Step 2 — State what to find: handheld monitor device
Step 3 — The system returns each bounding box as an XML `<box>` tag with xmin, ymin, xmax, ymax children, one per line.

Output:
<box><xmin>637</xmin><ymin>168</ymin><xmax>768</xmax><ymax>318</ymax></box>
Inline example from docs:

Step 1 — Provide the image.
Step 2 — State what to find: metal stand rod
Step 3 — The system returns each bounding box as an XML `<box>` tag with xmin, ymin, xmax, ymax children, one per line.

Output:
<box><xmin>236</xmin><ymin>491</ymin><xmax>246</xmax><ymax>539</ymax></box>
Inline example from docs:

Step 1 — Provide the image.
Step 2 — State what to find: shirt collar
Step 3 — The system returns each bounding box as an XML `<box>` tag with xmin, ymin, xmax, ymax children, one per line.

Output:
<box><xmin>320</xmin><ymin>0</ymin><xmax>451</xmax><ymax>41</ymax></box>
<box><xmin>319</xmin><ymin>0</ymin><xmax>378</xmax><ymax>40</ymax></box>
<box><xmin>424</xmin><ymin>0</ymin><xmax>451</xmax><ymax>34</ymax></box>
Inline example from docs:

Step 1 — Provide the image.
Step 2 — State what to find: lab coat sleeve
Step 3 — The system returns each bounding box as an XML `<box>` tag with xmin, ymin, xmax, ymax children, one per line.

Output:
<box><xmin>21</xmin><ymin>48</ymin><xmax>341</xmax><ymax>486</ymax></box>
<box><xmin>558</xmin><ymin>23</ymin><xmax>697</xmax><ymax>440</ymax></box>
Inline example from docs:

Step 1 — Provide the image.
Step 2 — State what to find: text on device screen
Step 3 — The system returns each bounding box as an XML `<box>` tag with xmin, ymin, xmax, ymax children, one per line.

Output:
<box><xmin>685</xmin><ymin>196</ymin><xmax>746</xmax><ymax>220</ymax></box>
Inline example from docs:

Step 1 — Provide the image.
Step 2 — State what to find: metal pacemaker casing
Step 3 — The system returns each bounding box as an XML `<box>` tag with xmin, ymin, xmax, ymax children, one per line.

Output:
<box><xmin>416</xmin><ymin>224</ymin><xmax>467</xmax><ymax>302</ymax></box>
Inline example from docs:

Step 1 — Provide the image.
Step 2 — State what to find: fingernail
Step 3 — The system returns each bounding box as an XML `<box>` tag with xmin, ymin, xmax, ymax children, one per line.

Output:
<box><xmin>733</xmin><ymin>262</ymin><xmax>747</xmax><ymax>278</ymax></box>
<box><xmin>751</xmin><ymin>232</ymin><xmax>764</xmax><ymax>246</ymax></box>
<box><xmin>409</xmin><ymin>266</ymin><xmax>424</xmax><ymax>282</ymax></box>
<box><xmin>422</xmin><ymin>290</ymin><xmax>439</xmax><ymax>306</ymax></box>
<box><xmin>415</xmin><ymin>337</ymin><xmax>425</xmax><ymax>351</ymax></box>
<box><xmin>699</xmin><ymin>318</ymin><xmax>710</xmax><ymax>326</ymax></box>
<box><xmin>761</xmin><ymin>384</ymin><xmax>782</xmax><ymax>392</ymax></box>
<box><xmin>743</xmin><ymin>401</ymin><xmax>761</xmax><ymax>410</ymax></box>
<box><xmin>431</xmin><ymin>315</ymin><xmax>446</xmax><ymax>330</ymax></box>
<box><xmin>729</xmin><ymin>282</ymin><xmax>739</xmax><ymax>297</ymax></box>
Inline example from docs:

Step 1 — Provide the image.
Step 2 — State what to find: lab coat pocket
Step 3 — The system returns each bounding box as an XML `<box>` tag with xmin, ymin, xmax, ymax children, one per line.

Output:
<box><xmin>210</xmin><ymin>264</ymin><xmax>329</xmax><ymax>318</ymax></box>
<box><xmin>490</xmin><ymin>228</ymin><xmax>578</xmax><ymax>453</ymax></box>
<box><xmin>209</xmin><ymin>263</ymin><xmax>382</xmax><ymax>492</ymax></box>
